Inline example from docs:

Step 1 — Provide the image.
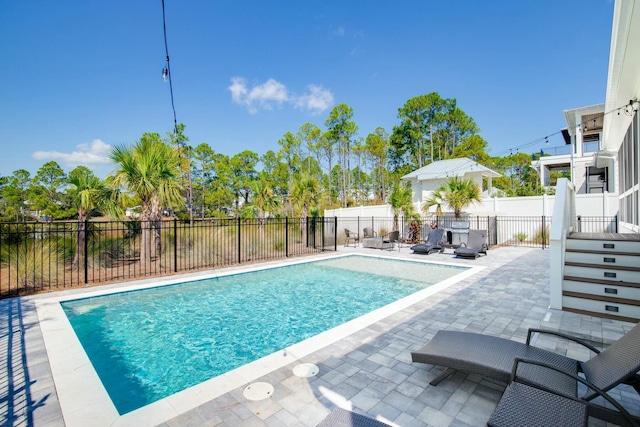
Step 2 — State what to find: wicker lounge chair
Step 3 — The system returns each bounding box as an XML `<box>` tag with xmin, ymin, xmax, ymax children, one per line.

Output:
<box><xmin>410</xmin><ymin>228</ymin><xmax>445</xmax><ymax>255</ymax></box>
<box><xmin>488</xmin><ymin>358</ymin><xmax>639</xmax><ymax>427</ymax></box>
<box><xmin>453</xmin><ymin>229</ymin><xmax>488</xmax><ymax>259</ymax></box>
<box><xmin>411</xmin><ymin>324</ymin><xmax>640</xmax><ymax>425</ymax></box>
<box><xmin>317</xmin><ymin>408</ymin><xmax>391</xmax><ymax>427</ymax></box>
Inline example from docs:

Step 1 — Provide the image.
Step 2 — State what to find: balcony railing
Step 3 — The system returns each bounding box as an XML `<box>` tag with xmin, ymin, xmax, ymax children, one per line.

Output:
<box><xmin>583</xmin><ymin>141</ymin><xmax>600</xmax><ymax>153</ymax></box>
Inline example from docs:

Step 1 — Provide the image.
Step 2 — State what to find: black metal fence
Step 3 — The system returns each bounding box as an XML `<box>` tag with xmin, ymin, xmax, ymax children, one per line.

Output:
<box><xmin>335</xmin><ymin>215</ymin><xmax>619</xmax><ymax>250</ymax></box>
<box><xmin>0</xmin><ymin>217</ymin><xmax>337</xmax><ymax>298</ymax></box>
<box><xmin>0</xmin><ymin>214</ymin><xmax>618</xmax><ymax>298</ymax></box>
<box><xmin>576</xmin><ymin>215</ymin><xmax>618</xmax><ymax>233</ymax></box>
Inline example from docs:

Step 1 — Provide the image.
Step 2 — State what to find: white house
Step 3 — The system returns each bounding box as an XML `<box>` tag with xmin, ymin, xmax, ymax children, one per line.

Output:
<box><xmin>533</xmin><ymin>103</ymin><xmax>616</xmax><ymax>195</ymax></box>
<box><xmin>548</xmin><ymin>0</ymin><xmax>640</xmax><ymax>320</ymax></box>
<box><xmin>602</xmin><ymin>0</ymin><xmax>640</xmax><ymax>233</ymax></box>
<box><xmin>400</xmin><ymin>157</ymin><xmax>501</xmax><ymax>206</ymax></box>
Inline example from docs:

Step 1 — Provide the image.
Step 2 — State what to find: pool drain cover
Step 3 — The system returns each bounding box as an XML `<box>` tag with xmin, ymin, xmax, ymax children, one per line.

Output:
<box><xmin>293</xmin><ymin>363</ymin><xmax>319</xmax><ymax>377</ymax></box>
<box><xmin>243</xmin><ymin>382</ymin><xmax>274</xmax><ymax>401</ymax></box>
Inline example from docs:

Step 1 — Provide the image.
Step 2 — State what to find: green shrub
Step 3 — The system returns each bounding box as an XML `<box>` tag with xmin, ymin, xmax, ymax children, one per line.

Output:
<box><xmin>533</xmin><ymin>225</ymin><xmax>550</xmax><ymax>245</ymax></box>
<box><xmin>514</xmin><ymin>232</ymin><xmax>527</xmax><ymax>243</ymax></box>
<box><xmin>4</xmin><ymin>240</ymin><xmax>61</xmax><ymax>290</ymax></box>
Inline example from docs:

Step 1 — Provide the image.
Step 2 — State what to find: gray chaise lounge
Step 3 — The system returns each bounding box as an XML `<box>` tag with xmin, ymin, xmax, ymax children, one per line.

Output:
<box><xmin>487</xmin><ymin>358</ymin><xmax>639</xmax><ymax>427</ymax></box>
<box><xmin>410</xmin><ymin>228</ymin><xmax>445</xmax><ymax>255</ymax></box>
<box><xmin>411</xmin><ymin>324</ymin><xmax>640</xmax><ymax>425</ymax></box>
<box><xmin>453</xmin><ymin>229</ymin><xmax>488</xmax><ymax>259</ymax></box>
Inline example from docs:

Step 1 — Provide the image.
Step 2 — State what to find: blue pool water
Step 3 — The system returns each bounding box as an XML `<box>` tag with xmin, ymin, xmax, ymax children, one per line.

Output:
<box><xmin>62</xmin><ymin>255</ymin><xmax>466</xmax><ymax>414</ymax></box>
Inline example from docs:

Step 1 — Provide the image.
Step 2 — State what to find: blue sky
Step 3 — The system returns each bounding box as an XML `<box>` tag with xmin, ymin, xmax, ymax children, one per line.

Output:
<box><xmin>0</xmin><ymin>1</ymin><xmax>614</xmax><ymax>179</ymax></box>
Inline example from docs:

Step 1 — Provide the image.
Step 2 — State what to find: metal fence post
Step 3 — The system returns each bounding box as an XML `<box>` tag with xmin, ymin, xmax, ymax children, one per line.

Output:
<box><xmin>334</xmin><ymin>216</ymin><xmax>337</xmax><ymax>251</ymax></box>
<box><xmin>237</xmin><ymin>216</ymin><xmax>241</xmax><ymax>264</ymax></box>
<box><xmin>84</xmin><ymin>219</ymin><xmax>89</xmax><ymax>284</ymax></box>
<box><xmin>285</xmin><ymin>217</ymin><xmax>289</xmax><ymax>257</ymax></box>
<box><xmin>174</xmin><ymin>219</ymin><xmax>178</xmax><ymax>272</ymax></box>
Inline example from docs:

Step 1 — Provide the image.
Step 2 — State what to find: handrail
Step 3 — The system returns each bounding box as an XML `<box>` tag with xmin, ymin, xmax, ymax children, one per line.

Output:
<box><xmin>549</xmin><ymin>178</ymin><xmax>576</xmax><ymax>309</ymax></box>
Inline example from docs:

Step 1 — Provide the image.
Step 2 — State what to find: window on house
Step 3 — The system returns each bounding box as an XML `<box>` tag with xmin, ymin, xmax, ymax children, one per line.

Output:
<box><xmin>583</xmin><ymin>133</ymin><xmax>600</xmax><ymax>153</ymax></box>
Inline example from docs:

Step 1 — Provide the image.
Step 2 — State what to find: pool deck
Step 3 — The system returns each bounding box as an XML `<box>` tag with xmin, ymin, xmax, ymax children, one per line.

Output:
<box><xmin>2</xmin><ymin>245</ymin><xmax>639</xmax><ymax>426</ymax></box>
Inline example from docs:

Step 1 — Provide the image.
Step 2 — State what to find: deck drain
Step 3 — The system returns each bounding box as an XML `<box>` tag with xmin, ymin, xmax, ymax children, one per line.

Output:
<box><xmin>293</xmin><ymin>363</ymin><xmax>319</xmax><ymax>377</ymax></box>
<box><xmin>243</xmin><ymin>382</ymin><xmax>274</xmax><ymax>401</ymax></box>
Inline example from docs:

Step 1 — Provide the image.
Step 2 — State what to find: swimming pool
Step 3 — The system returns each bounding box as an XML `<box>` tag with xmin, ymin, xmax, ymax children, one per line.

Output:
<box><xmin>60</xmin><ymin>255</ymin><xmax>467</xmax><ymax>414</ymax></box>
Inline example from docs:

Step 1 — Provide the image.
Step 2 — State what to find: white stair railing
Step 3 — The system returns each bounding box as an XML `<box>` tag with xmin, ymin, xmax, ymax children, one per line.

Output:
<box><xmin>549</xmin><ymin>178</ymin><xmax>576</xmax><ymax>309</ymax></box>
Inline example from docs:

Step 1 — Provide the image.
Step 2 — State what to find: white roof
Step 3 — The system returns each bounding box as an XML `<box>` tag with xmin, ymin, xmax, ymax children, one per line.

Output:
<box><xmin>401</xmin><ymin>158</ymin><xmax>501</xmax><ymax>181</ymax></box>
<box><xmin>562</xmin><ymin>103</ymin><xmax>605</xmax><ymax>137</ymax></box>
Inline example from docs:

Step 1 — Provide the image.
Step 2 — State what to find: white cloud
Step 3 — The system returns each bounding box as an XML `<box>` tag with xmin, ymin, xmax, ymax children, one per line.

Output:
<box><xmin>33</xmin><ymin>139</ymin><xmax>112</xmax><ymax>167</ymax></box>
<box><xmin>294</xmin><ymin>84</ymin><xmax>334</xmax><ymax>114</ymax></box>
<box><xmin>248</xmin><ymin>79</ymin><xmax>289</xmax><ymax>111</ymax></box>
<box><xmin>229</xmin><ymin>78</ymin><xmax>333</xmax><ymax>115</ymax></box>
<box><xmin>229</xmin><ymin>77</ymin><xmax>289</xmax><ymax>114</ymax></box>
<box><xmin>228</xmin><ymin>77</ymin><xmax>248</xmax><ymax>104</ymax></box>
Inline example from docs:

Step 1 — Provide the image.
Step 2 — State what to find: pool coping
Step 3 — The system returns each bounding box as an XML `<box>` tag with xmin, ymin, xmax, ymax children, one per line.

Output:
<box><xmin>34</xmin><ymin>252</ymin><xmax>484</xmax><ymax>427</ymax></box>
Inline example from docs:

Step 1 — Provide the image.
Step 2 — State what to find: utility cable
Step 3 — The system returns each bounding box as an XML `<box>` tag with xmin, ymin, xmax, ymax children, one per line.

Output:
<box><xmin>162</xmin><ymin>0</ymin><xmax>178</xmax><ymax>135</ymax></box>
<box><xmin>495</xmin><ymin>99</ymin><xmax>639</xmax><ymax>157</ymax></box>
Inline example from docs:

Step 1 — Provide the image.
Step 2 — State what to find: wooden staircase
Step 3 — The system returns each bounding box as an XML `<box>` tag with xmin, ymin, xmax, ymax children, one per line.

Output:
<box><xmin>562</xmin><ymin>232</ymin><xmax>640</xmax><ymax>322</ymax></box>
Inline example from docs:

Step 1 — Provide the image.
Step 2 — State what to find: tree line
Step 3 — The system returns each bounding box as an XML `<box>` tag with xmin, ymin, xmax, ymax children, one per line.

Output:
<box><xmin>0</xmin><ymin>92</ymin><xmax>558</xmax><ymax>225</ymax></box>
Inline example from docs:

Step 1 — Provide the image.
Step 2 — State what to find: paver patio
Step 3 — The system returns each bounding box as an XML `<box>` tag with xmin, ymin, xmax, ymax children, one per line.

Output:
<box><xmin>2</xmin><ymin>245</ymin><xmax>638</xmax><ymax>426</ymax></box>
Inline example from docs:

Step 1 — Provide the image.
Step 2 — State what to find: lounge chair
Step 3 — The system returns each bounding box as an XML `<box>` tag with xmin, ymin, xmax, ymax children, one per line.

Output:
<box><xmin>410</xmin><ymin>228</ymin><xmax>445</xmax><ymax>255</ymax></box>
<box><xmin>317</xmin><ymin>407</ymin><xmax>391</xmax><ymax>427</ymax></box>
<box><xmin>453</xmin><ymin>229</ymin><xmax>488</xmax><ymax>259</ymax></box>
<box><xmin>363</xmin><ymin>227</ymin><xmax>377</xmax><ymax>238</ymax></box>
<box><xmin>344</xmin><ymin>229</ymin><xmax>360</xmax><ymax>247</ymax></box>
<box><xmin>411</xmin><ymin>324</ymin><xmax>640</xmax><ymax>425</ymax></box>
<box><xmin>488</xmin><ymin>358</ymin><xmax>639</xmax><ymax>427</ymax></box>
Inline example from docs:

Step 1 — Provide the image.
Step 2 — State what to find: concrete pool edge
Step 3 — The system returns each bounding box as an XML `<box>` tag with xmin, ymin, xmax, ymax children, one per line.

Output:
<box><xmin>34</xmin><ymin>252</ymin><xmax>484</xmax><ymax>427</ymax></box>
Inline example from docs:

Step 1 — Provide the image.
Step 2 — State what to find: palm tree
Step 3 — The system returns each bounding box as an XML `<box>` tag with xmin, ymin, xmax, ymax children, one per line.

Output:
<box><xmin>249</xmin><ymin>177</ymin><xmax>280</xmax><ymax>225</ymax></box>
<box><xmin>290</xmin><ymin>174</ymin><xmax>320</xmax><ymax>240</ymax></box>
<box><xmin>422</xmin><ymin>176</ymin><xmax>481</xmax><ymax>220</ymax></box>
<box><xmin>109</xmin><ymin>134</ymin><xmax>183</xmax><ymax>264</ymax></box>
<box><xmin>67</xmin><ymin>168</ymin><xmax>120</xmax><ymax>269</ymax></box>
<box><xmin>388</xmin><ymin>181</ymin><xmax>415</xmax><ymax>232</ymax></box>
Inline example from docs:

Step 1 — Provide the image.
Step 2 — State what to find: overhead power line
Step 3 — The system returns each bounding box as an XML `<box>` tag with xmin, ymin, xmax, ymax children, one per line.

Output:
<box><xmin>161</xmin><ymin>0</ymin><xmax>178</xmax><ymax>134</ymax></box>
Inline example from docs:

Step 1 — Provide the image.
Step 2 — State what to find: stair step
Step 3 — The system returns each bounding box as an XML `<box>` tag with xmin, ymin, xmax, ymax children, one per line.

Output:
<box><xmin>565</xmin><ymin>261</ymin><xmax>640</xmax><ymax>272</ymax></box>
<box><xmin>562</xmin><ymin>290</ymin><xmax>640</xmax><ymax>306</ymax></box>
<box><xmin>563</xmin><ymin>276</ymin><xmax>640</xmax><ymax>289</ymax></box>
<box><xmin>563</xmin><ymin>294</ymin><xmax>640</xmax><ymax>321</ymax></box>
<box><xmin>562</xmin><ymin>233</ymin><xmax>640</xmax><ymax>322</ymax></box>
<box><xmin>565</xmin><ymin>252</ymin><xmax>639</xmax><ymax>269</ymax></box>
<box><xmin>564</xmin><ymin>264</ymin><xmax>640</xmax><ymax>283</ymax></box>
<box><xmin>562</xmin><ymin>306</ymin><xmax>640</xmax><ymax>323</ymax></box>
<box><xmin>566</xmin><ymin>237</ymin><xmax>640</xmax><ymax>254</ymax></box>
<box><xmin>566</xmin><ymin>248</ymin><xmax>640</xmax><ymax>257</ymax></box>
